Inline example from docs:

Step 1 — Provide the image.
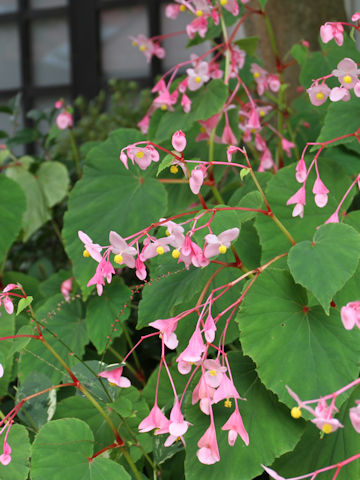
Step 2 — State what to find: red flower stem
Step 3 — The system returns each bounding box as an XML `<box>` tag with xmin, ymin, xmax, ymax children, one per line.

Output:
<box><xmin>89</xmin><ymin>442</ymin><xmax>119</xmax><ymax>461</ymax></box>
<box><xmin>228</xmin><ymin>10</ymin><xmax>254</xmax><ymax>44</ymax></box>
<box><xmin>0</xmin><ymin>334</ymin><xmax>41</xmax><ymax>341</ymax></box>
<box><xmin>195</xmin><ymin>265</ymin><xmax>228</xmax><ymax>311</ymax></box>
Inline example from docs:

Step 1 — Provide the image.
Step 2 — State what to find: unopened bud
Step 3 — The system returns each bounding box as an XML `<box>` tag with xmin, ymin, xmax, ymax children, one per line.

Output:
<box><xmin>171</xmin><ymin>130</ymin><xmax>186</xmax><ymax>152</ymax></box>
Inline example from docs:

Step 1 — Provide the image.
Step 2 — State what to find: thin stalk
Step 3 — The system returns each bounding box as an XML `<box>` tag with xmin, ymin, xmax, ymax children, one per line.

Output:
<box><xmin>219</xmin><ymin>13</ymin><xmax>230</xmax><ymax>82</ymax></box>
<box><xmin>122</xmin><ymin>324</ymin><xmax>144</xmax><ymax>379</ymax></box>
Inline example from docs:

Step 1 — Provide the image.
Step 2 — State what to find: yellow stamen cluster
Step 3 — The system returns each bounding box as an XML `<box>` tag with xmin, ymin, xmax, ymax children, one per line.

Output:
<box><xmin>114</xmin><ymin>254</ymin><xmax>123</xmax><ymax>264</ymax></box>
<box><xmin>316</xmin><ymin>92</ymin><xmax>324</xmax><ymax>100</ymax></box>
<box><xmin>139</xmin><ymin>45</ymin><xmax>146</xmax><ymax>52</ymax></box>
<box><xmin>165</xmin><ymin>228</ymin><xmax>171</xmax><ymax>236</ymax></box>
<box><xmin>322</xmin><ymin>423</ymin><xmax>333</xmax><ymax>434</ymax></box>
<box><xmin>196</xmin><ymin>9</ymin><xmax>203</xmax><ymax>16</ymax></box>
<box><xmin>136</xmin><ymin>150</ymin><xmax>144</xmax><ymax>158</ymax></box>
<box><xmin>291</xmin><ymin>407</ymin><xmax>302</xmax><ymax>419</ymax></box>
<box><xmin>195</xmin><ymin>76</ymin><xmax>202</xmax><ymax>83</ymax></box>
<box><xmin>109</xmin><ymin>382</ymin><xmax>118</xmax><ymax>387</ymax></box>
<box><xmin>218</xmin><ymin>245</ymin><xmax>227</xmax><ymax>254</ymax></box>
<box><xmin>200</xmin><ymin>126</ymin><xmax>206</xmax><ymax>133</ymax></box>
<box><xmin>161</xmin><ymin>104</ymin><xmax>168</xmax><ymax>111</ymax></box>
<box><xmin>220</xmin><ymin>0</ymin><xmax>228</xmax><ymax>4</ymax></box>
<box><xmin>172</xmin><ymin>249</ymin><xmax>180</xmax><ymax>259</ymax></box>
<box><xmin>209</xmin><ymin>369</ymin><xmax>217</xmax><ymax>377</ymax></box>
<box><xmin>343</xmin><ymin>75</ymin><xmax>352</xmax><ymax>84</ymax></box>
<box><xmin>259</xmin><ymin>110</ymin><xmax>265</xmax><ymax>117</ymax></box>
<box><xmin>170</xmin><ymin>165</ymin><xmax>179</xmax><ymax>174</ymax></box>
<box><xmin>156</xmin><ymin>246</ymin><xmax>165</xmax><ymax>255</ymax></box>
<box><xmin>83</xmin><ymin>249</ymin><xmax>90</xmax><ymax>258</ymax></box>
<box><xmin>132</xmin><ymin>41</ymin><xmax>138</xmax><ymax>47</ymax></box>
<box><xmin>224</xmin><ymin>398</ymin><xmax>232</xmax><ymax>408</ymax></box>
<box><xmin>179</xmin><ymin>5</ymin><xmax>186</xmax><ymax>12</ymax></box>
<box><xmin>253</xmin><ymin>72</ymin><xmax>260</xmax><ymax>79</ymax></box>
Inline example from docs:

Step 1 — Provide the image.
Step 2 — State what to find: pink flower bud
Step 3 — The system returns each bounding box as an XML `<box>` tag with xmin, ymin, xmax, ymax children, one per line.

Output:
<box><xmin>56</xmin><ymin>111</ymin><xmax>73</xmax><ymax>130</ymax></box>
<box><xmin>340</xmin><ymin>301</ymin><xmax>360</xmax><ymax>330</ymax></box>
<box><xmin>312</xmin><ymin>177</ymin><xmax>329</xmax><ymax>208</ymax></box>
<box><xmin>172</xmin><ymin>130</ymin><xmax>186</xmax><ymax>152</ymax></box>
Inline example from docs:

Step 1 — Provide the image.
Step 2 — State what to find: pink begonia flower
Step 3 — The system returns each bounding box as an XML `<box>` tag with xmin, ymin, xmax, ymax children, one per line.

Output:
<box><xmin>320</xmin><ymin>22</ymin><xmax>344</xmax><ymax>46</ymax></box>
<box><xmin>109</xmin><ymin>231</ymin><xmax>137</xmax><ymax>268</ymax></box>
<box><xmin>221</xmin><ymin>0</ymin><xmax>239</xmax><ymax>16</ymax></box>
<box><xmin>192</xmin><ymin>374</ymin><xmax>215</xmax><ymax>415</ymax></box>
<box><xmin>352</xmin><ymin>12</ymin><xmax>360</xmax><ymax>22</ymax></box>
<box><xmin>268</xmin><ymin>74</ymin><xmax>281</xmax><ymax>92</ymax></box>
<box><xmin>153</xmin><ymin>88</ymin><xmax>179</xmax><ymax>111</ymax></box>
<box><xmin>135</xmin><ymin>256</ymin><xmax>147</xmax><ymax>281</ymax></box>
<box><xmin>176</xmin><ymin>327</ymin><xmax>205</xmax><ymax>374</ymax></box>
<box><xmin>186</xmin><ymin>61</ymin><xmax>210</xmax><ymax>91</ymax></box>
<box><xmin>165</xmin><ymin>3</ymin><xmax>180</xmax><ymax>19</ymax></box>
<box><xmin>204</xmin><ymin>359</ymin><xmax>227</xmax><ymax>388</ymax></box>
<box><xmin>281</xmin><ymin>138</ymin><xmax>295</xmax><ymax>157</ymax></box>
<box><xmin>222</xmin><ymin>408</ymin><xmax>249</xmax><ymax>446</ymax></box>
<box><xmin>179</xmin><ymin>237</ymin><xmax>209</xmax><ymax>270</ymax></box>
<box><xmin>212</xmin><ymin>374</ymin><xmax>241</xmax><ymax>404</ymax></box>
<box><xmin>169</xmin><ymin>402</ymin><xmax>189</xmax><ymax>437</ymax></box>
<box><xmin>192</xmin><ymin>0</ymin><xmax>212</xmax><ymax>16</ymax></box>
<box><xmin>312</xmin><ymin>177</ymin><xmax>329</xmax><ymax>207</ymax></box>
<box><xmin>247</xmin><ymin>108</ymin><xmax>261</xmax><ymax>130</ymax></box>
<box><xmin>251</xmin><ymin>63</ymin><xmax>268</xmax><ymax>95</ymax></box>
<box><xmin>204</xmin><ymin>228</ymin><xmax>240</xmax><ymax>258</ymax></box>
<box><xmin>0</xmin><ymin>284</ymin><xmax>20</xmax><ymax>315</ymax></box>
<box><xmin>130</xmin><ymin>34</ymin><xmax>165</xmax><ymax>63</ymax></box>
<box><xmin>340</xmin><ymin>301</ymin><xmax>360</xmax><ymax>330</ymax></box>
<box><xmin>54</xmin><ymin>99</ymin><xmax>64</xmax><ymax>109</ymax></box>
<box><xmin>186</xmin><ymin>16</ymin><xmax>208</xmax><ymax>39</ymax></box>
<box><xmin>311</xmin><ymin>399</ymin><xmax>343</xmax><ymax>434</ymax></box>
<box><xmin>196</xmin><ymin>424</ymin><xmax>220</xmax><ymax>465</ymax></box>
<box><xmin>98</xmin><ymin>366</ymin><xmax>131</xmax><ymax>388</ymax></box>
<box><xmin>56</xmin><ymin>111</ymin><xmax>73</xmax><ymax>130</ymax></box>
<box><xmin>87</xmin><ymin>258</ymin><xmax>115</xmax><ymax>296</ymax></box>
<box><xmin>60</xmin><ymin>277</ymin><xmax>73</xmax><ymax>302</ymax></box>
<box><xmin>325</xmin><ymin>210</ymin><xmax>339</xmax><ymax>224</ymax></box>
<box><xmin>196</xmin><ymin>113</ymin><xmax>221</xmax><ymax>142</ymax></box>
<box><xmin>259</xmin><ymin>148</ymin><xmax>275</xmax><ymax>172</ymax></box>
<box><xmin>78</xmin><ymin>231</ymin><xmax>103</xmax><ymax>262</ymax></box>
<box><xmin>141</xmin><ymin>237</ymin><xmax>172</xmax><ymax>261</ymax></box>
<box><xmin>261</xmin><ymin>465</ymin><xmax>286</xmax><ymax>480</ymax></box>
<box><xmin>127</xmin><ymin>145</ymin><xmax>160</xmax><ymax>170</ymax></box>
<box><xmin>349</xmin><ymin>401</ymin><xmax>360</xmax><ymax>433</ymax></box>
<box><xmin>329</xmin><ymin>87</ymin><xmax>351</xmax><ymax>102</ymax></box>
<box><xmin>181</xmin><ymin>93</ymin><xmax>192</xmax><ymax>113</ymax></box>
<box><xmin>286</xmin><ymin>185</ymin><xmax>306</xmax><ymax>219</ymax></box>
<box><xmin>230</xmin><ymin>46</ymin><xmax>246</xmax><ymax>74</ymax></box>
<box><xmin>332</xmin><ymin>58</ymin><xmax>360</xmax><ymax>89</ymax></box>
<box><xmin>203</xmin><ymin>312</ymin><xmax>216</xmax><ymax>343</ymax></box>
<box><xmin>296</xmin><ymin>158</ymin><xmax>307</xmax><ymax>183</ymax></box>
<box><xmin>208</xmin><ymin>62</ymin><xmax>223</xmax><ymax>79</ymax></box>
<box><xmin>138</xmin><ymin>403</ymin><xmax>170</xmax><ymax>434</ymax></box>
<box><xmin>221</xmin><ymin>122</ymin><xmax>238</xmax><ymax>145</ymax></box>
<box><xmin>161</xmin><ymin>219</ymin><xmax>185</xmax><ymax>244</ymax></box>
<box><xmin>189</xmin><ymin>166</ymin><xmax>207</xmax><ymax>194</ymax></box>
<box><xmin>137</xmin><ymin>113</ymin><xmax>150</xmax><ymax>134</ymax></box>
<box><xmin>307</xmin><ymin>83</ymin><xmax>331</xmax><ymax>106</ymax></box>
<box><xmin>226</xmin><ymin>145</ymin><xmax>238</xmax><ymax>162</ymax></box>
<box><xmin>149</xmin><ymin>317</ymin><xmax>179</xmax><ymax>349</ymax></box>
<box><xmin>172</xmin><ymin>130</ymin><xmax>187</xmax><ymax>152</ymax></box>
<box><xmin>0</xmin><ymin>441</ymin><xmax>11</xmax><ymax>466</ymax></box>
<box><xmin>354</xmin><ymin>80</ymin><xmax>360</xmax><ymax>97</ymax></box>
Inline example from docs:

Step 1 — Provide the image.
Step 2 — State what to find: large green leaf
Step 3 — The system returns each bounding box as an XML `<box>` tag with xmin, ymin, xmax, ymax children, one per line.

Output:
<box><xmin>62</xmin><ymin>128</ymin><xmax>168</xmax><ymax>297</ymax></box>
<box><xmin>0</xmin><ymin>312</ymin><xmax>15</xmax><ymax>397</ymax></box>
<box><xmin>184</xmin><ymin>353</ymin><xmax>303</xmax><ymax>480</ymax></box>
<box><xmin>31</xmin><ymin>418</ymin><xmax>131</xmax><ymax>480</ymax></box>
<box><xmin>272</xmin><ymin>386</ymin><xmax>360</xmax><ymax>480</ymax></box>
<box><xmin>0</xmin><ymin>176</ymin><xmax>26</xmax><ymax>260</ymax></box>
<box><xmin>0</xmin><ymin>424</ymin><xmax>30</xmax><ymax>480</ymax></box>
<box><xmin>37</xmin><ymin>161</ymin><xmax>70</xmax><ymax>207</ymax></box>
<box><xmin>86</xmin><ymin>279</ymin><xmax>131</xmax><ymax>353</ymax></box>
<box><xmin>237</xmin><ymin>269</ymin><xmax>360</xmax><ymax>406</ymax></box>
<box><xmin>288</xmin><ymin>223</ymin><xmax>360</xmax><ymax>313</ymax></box>
<box><xmin>254</xmin><ymin>161</ymin><xmax>353</xmax><ymax>263</ymax></box>
<box><xmin>18</xmin><ymin>294</ymin><xmax>88</xmax><ymax>384</ymax></box>
<box><xmin>5</xmin><ymin>166</ymin><xmax>50</xmax><ymax>241</ymax></box>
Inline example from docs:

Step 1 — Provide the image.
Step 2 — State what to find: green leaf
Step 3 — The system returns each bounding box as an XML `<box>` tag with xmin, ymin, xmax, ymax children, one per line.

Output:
<box><xmin>157</xmin><ymin>153</ymin><xmax>175</xmax><ymax>176</ymax></box>
<box><xmin>184</xmin><ymin>353</ymin><xmax>303</xmax><ymax>480</ymax></box>
<box><xmin>240</xmin><ymin>167</ymin><xmax>250</xmax><ymax>180</ymax></box>
<box><xmin>0</xmin><ymin>424</ymin><xmax>30</xmax><ymax>480</ymax></box>
<box><xmin>237</xmin><ymin>269</ymin><xmax>360</xmax><ymax>406</ymax></box>
<box><xmin>234</xmin><ymin>36</ymin><xmax>259</xmax><ymax>56</ymax></box>
<box><xmin>62</xmin><ymin>128</ymin><xmax>168</xmax><ymax>297</ymax></box>
<box><xmin>258</xmin><ymin>0</ymin><xmax>268</xmax><ymax>9</ymax></box>
<box><xmin>288</xmin><ymin>223</ymin><xmax>360</xmax><ymax>313</ymax></box>
<box><xmin>0</xmin><ymin>176</ymin><xmax>26</xmax><ymax>261</ymax></box>
<box><xmin>7</xmin><ymin>128</ymin><xmax>38</xmax><ymax>147</ymax></box>
<box><xmin>272</xmin><ymin>386</ymin><xmax>360</xmax><ymax>480</ymax></box>
<box><xmin>31</xmin><ymin>418</ymin><xmax>131</xmax><ymax>480</ymax></box>
<box><xmin>86</xmin><ymin>279</ymin><xmax>131</xmax><ymax>353</ymax></box>
<box><xmin>0</xmin><ymin>312</ymin><xmax>15</xmax><ymax>397</ymax></box>
<box><xmin>37</xmin><ymin>161</ymin><xmax>70</xmax><ymax>207</ymax></box>
<box><xmin>5</xmin><ymin>166</ymin><xmax>51</xmax><ymax>241</ymax></box>
<box><xmin>16</xmin><ymin>296</ymin><xmax>33</xmax><ymax>315</ymax></box>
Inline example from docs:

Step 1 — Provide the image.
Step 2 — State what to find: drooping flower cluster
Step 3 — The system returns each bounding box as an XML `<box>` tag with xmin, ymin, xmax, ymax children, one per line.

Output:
<box><xmin>0</xmin><ymin>284</ymin><xmax>20</xmax><ymax>315</ymax></box>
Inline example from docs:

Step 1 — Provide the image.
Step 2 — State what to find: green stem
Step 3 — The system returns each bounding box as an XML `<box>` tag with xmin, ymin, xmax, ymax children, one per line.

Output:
<box><xmin>68</xmin><ymin>128</ymin><xmax>82</xmax><ymax>179</ymax></box>
<box><xmin>263</xmin><ymin>12</ymin><xmax>278</xmax><ymax>59</ymax></box>
<box><xmin>220</xmin><ymin>13</ymin><xmax>230</xmax><ymax>83</ymax></box>
<box><xmin>121</xmin><ymin>447</ymin><xmax>143</xmax><ymax>480</ymax></box>
<box><xmin>268</xmin><ymin>212</ymin><xmax>296</xmax><ymax>245</ymax></box>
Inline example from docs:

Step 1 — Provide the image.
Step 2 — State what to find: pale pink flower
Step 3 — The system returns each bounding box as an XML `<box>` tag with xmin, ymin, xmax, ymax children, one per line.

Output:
<box><xmin>208</xmin><ymin>62</ymin><xmax>223</xmax><ymax>79</ymax></box>
<box><xmin>312</xmin><ymin>177</ymin><xmax>329</xmax><ymax>207</ymax></box>
<box><xmin>354</xmin><ymin>81</ymin><xmax>360</xmax><ymax>97</ymax></box>
<box><xmin>56</xmin><ymin>111</ymin><xmax>73</xmax><ymax>130</ymax></box>
<box><xmin>268</xmin><ymin>74</ymin><xmax>280</xmax><ymax>92</ymax></box>
<box><xmin>251</xmin><ymin>63</ymin><xmax>268</xmax><ymax>95</ymax></box>
<box><xmin>226</xmin><ymin>145</ymin><xmax>239</xmax><ymax>162</ymax></box>
<box><xmin>169</xmin><ymin>402</ymin><xmax>189</xmax><ymax>436</ymax></box>
<box><xmin>247</xmin><ymin>108</ymin><xmax>261</xmax><ymax>130</ymax></box>
<box><xmin>203</xmin><ymin>312</ymin><xmax>216</xmax><ymax>343</ymax></box>
<box><xmin>165</xmin><ymin>3</ymin><xmax>180</xmax><ymax>19</ymax></box>
<box><xmin>0</xmin><ymin>364</ymin><xmax>3</xmax><ymax>378</ymax></box>
<box><xmin>176</xmin><ymin>327</ymin><xmax>205</xmax><ymax>373</ymax></box>
<box><xmin>286</xmin><ymin>185</ymin><xmax>306</xmax><ymax>219</ymax></box>
<box><xmin>187</xmin><ymin>61</ymin><xmax>210</xmax><ymax>91</ymax></box>
<box><xmin>261</xmin><ymin>465</ymin><xmax>286</xmax><ymax>480</ymax></box>
<box><xmin>259</xmin><ymin>148</ymin><xmax>275</xmax><ymax>172</ymax></box>
<box><xmin>54</xmin><ymin>99</ymin><xmax>64</xmax><ymax>109</ymax></box>
<box><xmin>340</xmin><ymin>301</ymin><xmax>360</xmax><ymax>330</ymax></box>
<box><xmin>0</xmin><ymin>284</ymin><xmax>20</xmax><ymax>315</ymax></box>
<box><xmin>192</xmin><ymin>0</ymin><xmax>212</xmax><ymax>16</ymax></box>
<box><xmin>204</xmin><ymin>359</ymin><xmax>226</xmax><ymax>388</ymax></box>
<box><xmin>179</xmin><ymin>236</ymin><xmax>209</xmax><ymax>270</ymax></box>
<box><xmin>153</xmin><ymin>88</ymin><xmax>179</xmax><ymax>111</ymax></box>
<box><xmin>189</xmin><ymin>166</ymin><xmax>206</xmax><ymax>194</ymax></box>
<box><xmin>320</xmin><ymin>22</ymin><xmax>344</xmax><ymax>46</ymax></box>
<box><xmin>296</xmin><ymin>157</ymin><xmax>307</xmax><ymax>183</ymax></box>
<box><xmin>138</xmin><ymin>403</ymin><xmax>170</xmax><ymax>434</ymax></box>
<box><xmin>230</xmin><ymin>46</ymin><xmax>246</xmax><ymax>76</ymax></box>
<box><xmin>186</xmin><ymin>16</ymin><xmax>208</xmax><ymax>39</ymax></box>
<box><xmin>181</xmin><ymin>93</ymin><xmax>192</xmax><ymax>113</ymax></box>
<box><xmin>78</xmin><ymin>231</ymin><xmax>103</xmax><ymax>262</ymax></box>
<box><xmin>332</xmin><ymin>58</ymin><xmax>360</xmax><ymax>89</ymax></box>
<box><xmin>307</xmin><ymin>84</ymin><xmax>331</xmax><ymax>106</ymax></box>
<box><xmin>135</xmin><ymin>256</ymin><xmax>147</xmax><ymax>281</ymax></box>
<box><xmin>329</xmin><ymin>87</ymin><xmax>351</xmax><ymax>103</ymax></box>
<box><xmin>172</xmin><ymin>130</ymin><xmax>187</xmax><ymax>152</ymax></box>
<box><xmin>221</xmin><ymin>0</ymin><xmax>239</xmax><ymax>16</ymax></box>
<box><xmin>87</xmin><ymin>258</ymin><xmax>115</xmax><ymax>296</ymax></box>
<box><xmin>137</xmin><ymin>114</ymin><xmax>150</xmax><ymax>134</ymax></box>
<box><xmin>60</xmin><ymin>277</ymin><xmax>73</xmax><ymax>302</ymax></box>
<box><xmin>212</xmin><ymin>375</ymin><xmax>241</xmax><ymax>404</ymax></box>
<box><xmin>349</xmin><ymin>401</ymin><xmax>360</xmax><ymax>433</ymax></box>
<box><xmin>204</xmin><ymin>228</ymin><xmax>240</xmax><ymax>258</ymax></box>
<box><xmin>130</xmin><ymin>34</ymin><xmax>165</xmax><ymax>63</ymax></box>
<box><xmin>311</xmin><ymin>399</ymin><xmax>343</xmax><ymax>433</ymax></box>
<box><xmin>149</xmin><ymin>317</ymin><xmax>179</xmax><ymax>349</ymax></box>
<box><xmin>222</xmin><ymin>408</ymin><xmax>249</xmax><ymax>446</ymax></box>
<box><xmin>221</xmin><ymin>122</ymin><xmax>238</xmax><ymax>145</ymax></box>
<box><xmin>0</xmin><ymin>441</ymin><xmax>11</xmax><ymax>466</ymax></box>
<box><xmin>352</xmin><ymin>12</ymin><xmax>360</xmax><ymax>22</ymax></box>
<box><xmin>98</xmin><ymin>366</ymin><xmax>131</xmax><ymax>388</ymax></box>
<box><xmin>141</xmin><ymin>237</ymin><xmax>172</xmax><ymax>261</ymax></box>
<box><xmin>196</xmin><ymin>424</ymin><xmax>220</xmax><ymax>465</ymax></box>
<box><xmin>281</xmin><ymin>138</ymin><xmax>295</xmax><ymax>157</ymax></box>
<box><xmin>109</xmin><ymin>231</ymin><xmax>137</xmax><ymax>268</ymax></box>
<box><xmin>127</xmin><ymin>145</ymin><xmax>160</xmax><ymax>170</ymax></box>
<box><xmin>192</xmin><ymin>374</ymin><xmax>215</xmax><ymax>415</ymax></box>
